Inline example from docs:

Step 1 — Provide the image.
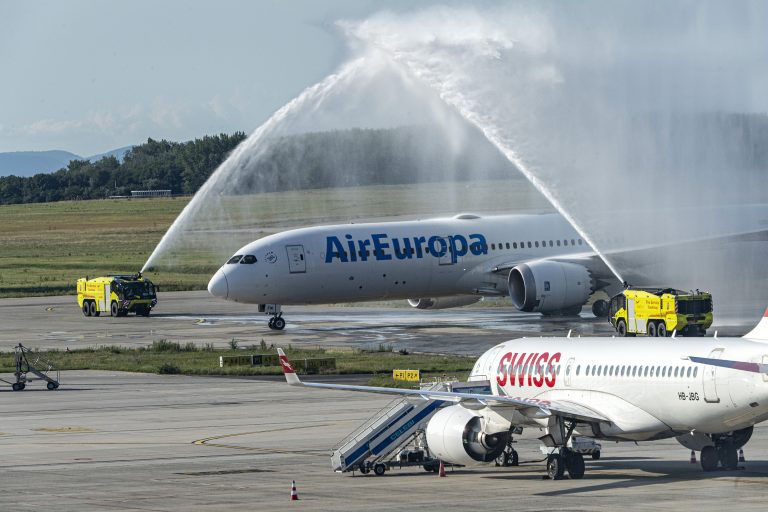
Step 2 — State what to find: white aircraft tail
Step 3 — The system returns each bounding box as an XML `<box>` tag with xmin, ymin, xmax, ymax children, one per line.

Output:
<box><xmin>743</xmin><ymin>308</ymin><xmax>768</xmax><ymax>341</ymax></box>
<box><xmin>277</xmin><ymin>348</ymin><xmax>302</xmax><ymax>386</ymax></box>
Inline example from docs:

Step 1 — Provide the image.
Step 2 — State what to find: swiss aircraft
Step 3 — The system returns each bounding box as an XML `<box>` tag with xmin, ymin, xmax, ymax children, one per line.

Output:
<box><xmin>207</xmin><ymin>213</ymin><xmax>621</xmax><ymax>329</ymax></box>
<box><xmin>277</xmin><ymin>309</ymin><xmax>768</xmax><ymax>479</ymax></box>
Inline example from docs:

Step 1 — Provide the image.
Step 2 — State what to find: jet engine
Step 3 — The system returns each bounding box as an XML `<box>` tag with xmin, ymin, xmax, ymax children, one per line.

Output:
<box><xmin>425</xmin><ymin>405</ymin><xmax>508</xmax><ymax>465</ymax></box>
<box><xmin>508</xmin><ymin>260</ymin><xmax>593</xmax><ymax>314</ymax></box>
<box><xmin>407</xmin><ymin>295</ymin><xmax>482</xmax><ymax>310</ymax></box>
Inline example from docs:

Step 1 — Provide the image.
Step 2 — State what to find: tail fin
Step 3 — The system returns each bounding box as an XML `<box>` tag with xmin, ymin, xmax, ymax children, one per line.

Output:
<box><xmin>743</xmin><ymin>308</ymin><xmax>768</xmax><ymax>341</ymax></box>
<box><xmin>277</xmin><ymin>348</ymin><xmax>302</xmax><ymax>386</ymax></box>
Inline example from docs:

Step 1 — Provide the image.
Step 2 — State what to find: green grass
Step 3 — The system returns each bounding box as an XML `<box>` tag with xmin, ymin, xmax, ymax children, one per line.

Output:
<box><xmin>0</xmin><ymin>342</ymin><xmax>474</xmax><ymax>385</ymax></box>
<box><xmin>0</xmin><ymin>180</ymin><xmax>551</xmax><ymax>298</ymax></box>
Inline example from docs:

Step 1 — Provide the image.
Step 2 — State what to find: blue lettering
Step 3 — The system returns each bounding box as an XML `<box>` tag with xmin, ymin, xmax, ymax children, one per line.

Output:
<box><xmin>357</xmin><ymin>239</ymin><xmax>371</xmax><ymax>261</ymax></box>
<box><xmin>392</xmin><ymin>238</ymin><xmax>413</xmax><ymax>260</ymax></box>
<box><xmin>325</xmin><ymin>236</ymin><xmax>348</xmax><ymax>263</ymax></box>
<box><xmin>469</xmin><ymin>233</ymin><xmax>487</xmax><ymax>256</ymax></box>
<box><xmin>428</xmin><ymin>236</ymin><xmax>448</xmax><ymax>258</ymax></box>
<box><xmin>345</xmin><ymin>234</ymin><xmax>357</xmax><ymax>262</ymax></box>
<box><xmin>371</xmin><ymin>233</ymin><xmax>392</xmax><ymax>261</ymax></box>
<box><xmin>414</xmin><ymin>236</ymin><xmax>427</xmax><ymax>258</ymax></box>
<box><xmin>449</xmin><ymin>234</ymin><xmax>468</xmax><ymax>263</ymax></box>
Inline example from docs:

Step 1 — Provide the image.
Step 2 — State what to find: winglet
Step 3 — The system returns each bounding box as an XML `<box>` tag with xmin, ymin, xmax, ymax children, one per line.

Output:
<box><xmin>277</xmin><ymin>348</ymin><xmax>302</xmax><ymax>386</ymax></box>
<box><xmin>743</xmin><ymin>307</ymin><xmax>768</xmax><ymax>341</ymax></box>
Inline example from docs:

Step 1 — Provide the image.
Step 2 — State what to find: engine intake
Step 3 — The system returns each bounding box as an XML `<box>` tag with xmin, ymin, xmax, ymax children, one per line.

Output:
<box><xmin>425</xmin><ymin>405</ymin><xmax>508</xmax><ymax>465</ymax></box>
<box><xmin>508</xmin><ymin>260</ymin><xmax>593</xmax><ymax>314</ymax></box>
<box><xmin>408</xmin><ymin>295</ymin><xmax>482</xmax><ymax>310</ymax></box>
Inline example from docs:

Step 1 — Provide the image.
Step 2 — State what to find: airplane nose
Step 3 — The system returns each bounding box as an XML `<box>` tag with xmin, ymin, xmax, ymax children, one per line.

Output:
<box><xmin>208</xmin><ymin>269</ymin><xmax>229</xmax><ymax>299</ymax></box>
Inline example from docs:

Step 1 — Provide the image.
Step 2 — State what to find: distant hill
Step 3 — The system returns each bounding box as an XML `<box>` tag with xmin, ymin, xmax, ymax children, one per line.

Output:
<box><xmin>0</xmin><ymin>150</ymin><xmax>82</xmax><ymax>177</ymax></box>
<box><xmin>0</xmin><ymin>146</ymin><xmax>133</xmax><ymax>177</ymax></box>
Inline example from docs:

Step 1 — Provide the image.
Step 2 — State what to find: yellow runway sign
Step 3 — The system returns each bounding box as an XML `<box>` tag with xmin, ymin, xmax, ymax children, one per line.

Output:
<box><xmin>393</xmin><ymin>369</ymin><xmax>420</xmax><ymax>382</ymax></box>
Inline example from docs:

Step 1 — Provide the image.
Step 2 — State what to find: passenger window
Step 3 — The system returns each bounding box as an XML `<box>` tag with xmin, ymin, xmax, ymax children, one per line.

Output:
<box><xmin>578</xmin><ymin>239</ymin><xmax>583</xmax><ymax>246</ymax></box>
<box><xmin>513</xmin><ymin>242</ymin><xmax>518</xmax><ymax>249</ymax></box>
<box><xmin>227</xmin><ymin>255</ymin><xmax>243</xmax><ymax>264</ymax></box>
<box><xmin>534</xmin><ymin>241</ymin><xmax>539</xmax><ymax>248</ymax></box>
<box><xmin>661</xmin><ymin>367</ymin><xmax>666</xmax><ymax>378</ymax></box>
<box><xmin>693</xmin><ymin>367</ymin><xmax>698</xmax><ymax>378</ymax></box>
<box><xmin>563</xmin><ymin>240</ymin><xmax>568</xmax><ymax>246</ymax></box>
<box><xmin>491</xmin><ymin>244</ymin><xmax>495</xmax><ymax>250</ymax></box>
<box><xmin>650</xmin><ymin>367</ymin><xmax>655</xmax><ymax>377</ymax></box>
<box><xmin>571</xmin><ymin>239</ymin><xmax>576</xmax><ymax>245</ymax></box>
<box><xmin>576</xmin><ymin>365</ymin><xmax>580</xmax><ymax>376</ymax></box>
<box><xmin>632</xmin><ymin>366</ymin><xmax>637</xmax><ymax>377</ymax></box>
<box><xmin>686</xmin><ymin>367</ymin><xmax>692</xmax><ymax>378</ymax></box>
<box><xmin>674</xmin><ymin>367</ymin><xmax>679</xmax><ymax>378</ymax></box>
<box><xmin>556</xmin><ymin>240</ymin><xmax>561</xmax><ymax>247</ymax></box>
<box><xmin>240</xmin><ymin>255</ymin><xmax>257</xmax><ymax>264</ymax></box>
<box><xmin>527</xmin><ymin>242</ymin><xmax>532</xmax><ymax>248</ymax></box>
<box><xmin>506</xmin><ymin>243</ymin><xmax>510</xmax><ymax>249</ymax></box>
<box><xmin>585</xmin><ymin>365</ymin><xmax>590</xmax><ymax>376</ymax></box>
<box><xmin>549</xmin><ymin>240</ymin><xmax>553</xmax><ymax>247</ymax></box>
<box><xmin>596</xmin><ymin>366</ymin><xmax>601</xmax><ymax>376</ymax></box>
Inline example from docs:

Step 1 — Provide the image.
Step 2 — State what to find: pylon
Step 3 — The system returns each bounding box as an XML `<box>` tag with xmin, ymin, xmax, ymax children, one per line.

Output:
<box><xmin>739</xmin><ymin>449</ymin><xmax>746</xmax><ymax>463</ymax></box>
<box><xmin>689</xmin><ymin>450</ymin><xmax>697</xmax><ymax>464</ymax></box>
<box><xmin>290</xmin><ymin>480</ymin><xmax>299</xmax><ymax>501</ymax></box>
<box><xmin>438</xmin><ymin>460</ymin><xmax>446</xmax><ymax>477</ymax></box>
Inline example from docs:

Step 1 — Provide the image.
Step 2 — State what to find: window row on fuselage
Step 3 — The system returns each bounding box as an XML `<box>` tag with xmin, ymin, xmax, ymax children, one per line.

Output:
<box><xmin>500</xmin><ymin>361</ymin><xmax>699</xmax><ymax>380</ymax></box>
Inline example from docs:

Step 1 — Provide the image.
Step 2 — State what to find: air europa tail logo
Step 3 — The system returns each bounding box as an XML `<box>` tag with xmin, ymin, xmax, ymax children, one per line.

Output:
<box><xmin>496</xmin><ymin>351</ymin><xmax>562</xmax><ymax>388</ymax></box>
<box><xmin>325</xmin><ymin>233</ymin><xmax>487</xmax><ymax>264</ymax></box>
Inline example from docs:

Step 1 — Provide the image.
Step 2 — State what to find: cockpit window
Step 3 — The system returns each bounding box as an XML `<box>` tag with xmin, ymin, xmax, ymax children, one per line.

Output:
<box><xmin>240</xmin><ymin>255</ymin><xmax>257</xmax><ymax>264</ymax></box>
<box><xmin>227</xmin><ymin>255</ymin><xmax>243</xmax><ymax>264</ymax></box>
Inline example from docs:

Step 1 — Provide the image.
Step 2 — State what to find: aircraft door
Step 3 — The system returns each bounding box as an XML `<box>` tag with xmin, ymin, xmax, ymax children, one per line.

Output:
<box><xmin>564</xmin><ymin>357</ymin><xmax>575</xmax><ymax>387</ymax></box>
<box><xmin>702</xmin><ymin>348</ymin><xmax>724</xmax><ymax>403</ymax></box>
<box><xmin>286</xmin><ymin>245</ymin><xmax>306</xmax><ymax>273</ymax></box>
<box><xmin>437</xmin><ymin>237</ymin><xmax>455</xmax><ymax>266</ymax></box>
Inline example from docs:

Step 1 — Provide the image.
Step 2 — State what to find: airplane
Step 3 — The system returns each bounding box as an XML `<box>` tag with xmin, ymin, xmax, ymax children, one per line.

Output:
<box><xmin>207</xmin><ymin>213</ymin><xmax>621</xmax><ymax>330</ymax></box>
<box><xmin>276</xmin><ymin>308</ymin><xmax>768</xmax><ymax>480</ymax></box>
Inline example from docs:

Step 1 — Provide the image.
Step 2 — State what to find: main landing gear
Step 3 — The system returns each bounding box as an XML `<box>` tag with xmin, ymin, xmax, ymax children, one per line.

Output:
<box><xmin>700</xmin><ymin>430</ymin><xmax>751</xmax><ymax>472</ymax></box>
<box><xmin>259</xmin><ymin>304</ymin><xmax>285</xmax><ymax>331</ymax></box>
<box><xmin>496</xmin><ymin>427</ymin><xmax>522</xmax><ymax>467</ymax></box>
<box><xmin>541</xmin><ymin>417</ymin><xmax>586</xmax><ymax>480</ymax></box>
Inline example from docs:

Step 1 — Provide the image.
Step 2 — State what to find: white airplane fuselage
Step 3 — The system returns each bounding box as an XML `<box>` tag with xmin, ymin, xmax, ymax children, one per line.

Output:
<box><xmin>208</xmin><ymin>213</ymin><xmax>592</xmax><ymax>306</ymax></box>
<box><xmin>471</xmin><ymin>335</ymin><xmax>768</xmax><ymax>440</ymax></box>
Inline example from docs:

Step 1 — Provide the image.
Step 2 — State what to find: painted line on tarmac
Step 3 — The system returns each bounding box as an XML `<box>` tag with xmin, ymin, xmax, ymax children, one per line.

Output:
<box><xmin>192</xmin><ymin>423</ymin><xmax>331</xmax><ymax>457</ymax></box>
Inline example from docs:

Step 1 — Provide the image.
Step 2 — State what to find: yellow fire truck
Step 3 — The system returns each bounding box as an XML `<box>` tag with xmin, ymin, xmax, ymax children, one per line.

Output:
<box><xmin>77</xmin><ymin>274</ymin><xmax>157</xmax><ymax>317</ymax></box>
<box><xmin>609</xmin><ymin>288</ymin><xmax>713</xmax><ymax>337</ymax></box>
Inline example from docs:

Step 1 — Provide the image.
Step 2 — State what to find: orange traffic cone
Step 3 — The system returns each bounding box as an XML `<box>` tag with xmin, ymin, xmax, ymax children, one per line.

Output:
<box><xmin>290</xmin><ymin>480</ymin><xmax>299</xmax><ymax>501</ymax></box>
<box><xmin>438</xmin><ymin>460</ymin><xmax>446</xmax><ymax>477</ymax></box>
<box><xmin>739</xmin><ymin>449</ymin><xmax>745</xmax><ymax>463</ymax></box>
<box><xmin>689</xmin><ymin>450</ymin><xmax>697</xmax><ymax>464</ymax></box>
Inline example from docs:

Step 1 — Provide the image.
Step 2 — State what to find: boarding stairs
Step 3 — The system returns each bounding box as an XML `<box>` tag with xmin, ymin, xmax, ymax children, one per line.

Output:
<box><xmin>331</xmin><ymin>379</ymin><xmax>491</xmax><ymax>472</ymax></box>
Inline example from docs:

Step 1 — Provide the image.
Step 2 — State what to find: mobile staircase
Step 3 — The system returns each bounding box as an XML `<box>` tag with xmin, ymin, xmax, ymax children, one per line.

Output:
<box><xmin>331</xmin><ymin>379</ymin><xmax>491</xmax><ymax>476</ymax></box>
<box><xmin>0</xmin><ymin>343</ymin><xmax>60</xmax><ymax>391</ymax></box>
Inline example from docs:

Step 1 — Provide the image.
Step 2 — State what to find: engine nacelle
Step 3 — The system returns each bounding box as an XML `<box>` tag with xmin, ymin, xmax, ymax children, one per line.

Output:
<box><xmin>425</xmin><ymin>405</ymin><xmax>508</xmax><ymax>466</ymax></box>
<box><xmin>407</xmin><ymin>295</ymin><xmax>482</xmax><ymax>310</ymax></box>
<box><xmin>508</xmin><ymin>260</ymin><xmax>593</xmax><ymax>314</ymax></box>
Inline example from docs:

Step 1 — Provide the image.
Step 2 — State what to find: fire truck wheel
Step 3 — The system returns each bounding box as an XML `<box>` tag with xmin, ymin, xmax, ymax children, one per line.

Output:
<box><xmin>647</xmin><ymin>322</ymin><xmax>657</xmax><ymax>337</ymax></box>
<box><xmin>617</xmin><ymin>319</ymin><xmax>628</xmax><ymax>337</ymax></box>
<box><xmin>82</xmin><ymin>303</ymin><xmax>91</xmax><ymax>316</ymax></box>
<box><xmin>88</xmin><ymin>301</ymin><xmax>98</xmax><ymax>317</ymax></box>
<box><xmin>657</xmin><ymin>323</ymin><xmax>667</xmax><ymax>337</ymax></box>
<box><xmin>110</xmin><ymin>301</ymin><xmax>119</xmax><ymax>317</ymax></box>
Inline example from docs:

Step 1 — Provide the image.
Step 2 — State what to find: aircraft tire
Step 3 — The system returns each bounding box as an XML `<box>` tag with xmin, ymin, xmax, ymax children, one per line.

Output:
<box><xmin>719</xmin><ymin>446</ymin><xmax>738</xmax><ymax>470</ymax></box>
<box><xmin>273</xmin><ymin>317</ymin><xmax>286</xmax><ymax>330</ymax></box>
<box><xmin>566</xmin><ymin>452</ymin><xmax>585</xmax><ymax>479</ymax></box>
<box><xmin>546</xmin><ymin>454</ymin><xmax>565</xmax><ymax>480</ymax></box>
<box><xmin>591</xmin><ymin>450</ymin><xmax>601</xmax><ymax>460</ymax></box>
<box><xmin>700</xmin><ymin>446</ymin><xmax>718</xmax><ymax>472</ymax></box>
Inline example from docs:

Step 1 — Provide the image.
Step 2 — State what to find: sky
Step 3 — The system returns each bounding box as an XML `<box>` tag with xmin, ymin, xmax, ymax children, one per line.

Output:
<box><xmin>0</xmin><ymin>0</ymin><xmax>440</xmax><ymax>155</ymax></box>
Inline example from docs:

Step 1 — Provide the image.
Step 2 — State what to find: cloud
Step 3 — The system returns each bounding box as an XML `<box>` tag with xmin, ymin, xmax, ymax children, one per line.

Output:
<box><xmin>21</xmin><ymin>118</ymin><xmax>84</xmax><ymax>135</ymax></box>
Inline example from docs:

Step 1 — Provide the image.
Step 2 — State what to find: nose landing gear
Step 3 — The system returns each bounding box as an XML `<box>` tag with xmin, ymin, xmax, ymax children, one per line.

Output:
<box><xmin>260</xmin><ymin>304</ymin><xmax>286</xmax><ymax>331</ymax></box>
<box><xmin>268</xmin><ymin>314</ymin><xmax>286</xmax><ymax>331</ymax></box>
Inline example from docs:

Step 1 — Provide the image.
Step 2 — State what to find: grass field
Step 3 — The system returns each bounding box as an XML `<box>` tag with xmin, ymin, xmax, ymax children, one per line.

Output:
<box><xmin>0</xmin><ymin>180</ymin><xmax>550</xmax><ymax>298</ymax></box>
<box><xmin>0</xmin><ymin>342</ymin><xmax>473</xmax><ymax>386</ymax></box>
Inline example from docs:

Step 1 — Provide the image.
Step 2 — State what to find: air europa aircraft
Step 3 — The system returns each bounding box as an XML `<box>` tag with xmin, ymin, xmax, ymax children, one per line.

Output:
<box><xmin>207</xmin><ymin>213</ymin><xmax>620</xmax><ymax>329</ymax></box>
<box><xmin>277</xmin><ymin>309</ymin><xmax>768</xmax><ymax>480</ymax></box>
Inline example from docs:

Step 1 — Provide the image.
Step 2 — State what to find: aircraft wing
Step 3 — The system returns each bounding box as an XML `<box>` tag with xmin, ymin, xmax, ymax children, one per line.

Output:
<box><xmin>277</xmin><ymin>349</ymin><xmax>609</xmax><ymax>424</ymax></box>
